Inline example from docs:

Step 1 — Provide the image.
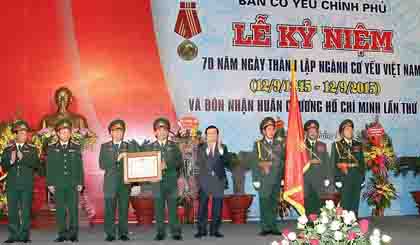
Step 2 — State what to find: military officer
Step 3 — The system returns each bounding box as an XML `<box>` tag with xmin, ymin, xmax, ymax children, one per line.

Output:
<box><xmin>1</xmin><ymin>120</ymin><xmax>40</xmax><ymax>243</ymax></box>
<box><xmin>330</xmin><ymin>119</ymin><xmax>365</xmax><ymax>214</ymax></box>
<box><xmin>99</xmin><ymin>119</ymin><xmax>133</xmax><ymax>242</ymax></box>
<box><xmin>144</xmin><ymin>118</ymin><xmax>183</xmax><ymax>241</ymax></box>
<box><xmin>46</xmin><ymin>119</ymin><xmax>84</xmax><ymax>242</ymax></box>
<box><xmin>252</xmin><ymin>117</ymin><xmax>284</xmax><ymax>236</ymax></box>
<box><xmin>303</xmin><ymin>120</ymin><xmax>331</xmax><ymax>215</ymax></box>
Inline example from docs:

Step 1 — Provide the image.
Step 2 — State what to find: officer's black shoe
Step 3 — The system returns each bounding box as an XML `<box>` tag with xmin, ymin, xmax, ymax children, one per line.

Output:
<box><xmin>258</xmin><ymin>230</ymin><xmax>271</xmax><ymax>236</ymax></box>
<box><xmin>21</xmin><ymin>239</ymin><xmax>32</xmax><ymax>243</ymax></box>
<box><xmin>172</xmin><ymin>234</ymin><xmax>183</xmax><ymax>241</ymax></box>
<box><xmin>69</xmin><ymin>236</ymin><xmax>79</xmax><ymax>242</ymax></box>
<box><xmin>194</xmin><ymin>232</ymin><xmax>207</xmax><ymax>239</ymax></box>
<box><xmin>4</xmin><ymin>239</ymin><xmax>16</xmax><ymax>243</ymax></box>
<box><xmin>105</xmin><ymin>236</ymin><xmax>115</xmax><ymax>242</ymax></box>
<box><xmin>119</xmin><ymin>235</ymin><xmax>130</xmax><ymax>241</ymax></box>
<box><xmin>154</xmin><ymin>233</ymin><xmax>166</xmax><ymax>241</ymax></box>
<box><xmin>54</xmin><ymin>237</ymin><xmax>66</xmax><ymax>243</ymax></box>
<box><xmin>210</xmin><ymin>231</ymin><xmax>224</xmax><ymax>238</ymax></box>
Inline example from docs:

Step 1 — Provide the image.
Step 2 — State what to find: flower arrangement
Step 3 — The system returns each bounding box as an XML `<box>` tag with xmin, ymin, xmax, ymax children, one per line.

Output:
<box><xmin>362</xmin><ymin>176</ymin><xmax>397</xmax><ymax>215</ymax></box>
<box><xmin>360</xmin><ymin>118</ymin><xmax>397</xmax><ymax>215</ymax></box>
<box><xmin>0</xmin><ymin>120</ymin><xmax>18</xmax><ymax>216</ymax></box>
<box><xmin>274</xmin><ymin>200</ymin><xmax>392</xmax><ymax>245</ymax></box>
<box><xmin>0</xmin><ymin>181</ymin><xmax>7</xmax><ymax>218</ymax></box>
<box><xmin>0</xmin><ymin>120</ymin><xmax>16</xmax><ymax>156</ymax></box>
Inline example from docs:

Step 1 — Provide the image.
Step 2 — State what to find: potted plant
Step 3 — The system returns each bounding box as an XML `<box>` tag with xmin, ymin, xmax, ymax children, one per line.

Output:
<box><xmin>225</xmin><ymin>151</ymin><xmax>254</xmax><ymax>224</ymax></box>
<box><xmin>129</xmin><ymin>186</ymin><xmax>155</xmax><ymax>225</ymax></box>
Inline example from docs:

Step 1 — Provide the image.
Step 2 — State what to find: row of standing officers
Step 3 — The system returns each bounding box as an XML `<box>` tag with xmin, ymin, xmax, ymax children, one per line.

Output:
<box><xmin>0</xmin><ymin>117</ymin><xmax>365</xmax><ymax>243</ymax></box>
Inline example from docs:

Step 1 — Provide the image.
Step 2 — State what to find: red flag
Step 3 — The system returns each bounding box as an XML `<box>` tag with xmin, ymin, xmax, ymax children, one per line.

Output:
<box><xmin>283</xmin><ymin>61</ymin><xmax>310</xmax><ymax>216</ymax></box>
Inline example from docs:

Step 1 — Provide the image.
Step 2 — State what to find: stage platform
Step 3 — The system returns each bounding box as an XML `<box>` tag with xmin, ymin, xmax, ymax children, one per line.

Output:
<box><xmin>0</xmin><ymin>216</ymin><xmax>419</xmax><ymax>244</ymax></box>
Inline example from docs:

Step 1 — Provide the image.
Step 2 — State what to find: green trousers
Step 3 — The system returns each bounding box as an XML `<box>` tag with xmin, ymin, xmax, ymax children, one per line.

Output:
<box><xmin>104</xmin><ymin>184</ymin><xmax>129</xmax><ymax>237</ymax></box>
<box><xmin>340</xmin><ymin>168</ymin><xmax>363</xmax><ymax>214</ymax></box>
<box><xmin>7</xmin><ymin>188</ymin><xmax>33</xmax><ymax>240</ymax></box>
<box><xmin>304</xmin><ymin>176</ymin><xmax>322</xmax><ymax>215</ymax></box>
<box><xmin>152</xmin><ymin>176</ymin><xmax>181</xmax><ymax>235</ymax></box>
<box><xmin>54</xmin><ymin>186</ymin><xmax>79</xmax><ymax>238</ymax></box>
<box><xmin>258</xmin><ymin>181</ymin><xmax>281</xmax><ymax>232</ymax></box>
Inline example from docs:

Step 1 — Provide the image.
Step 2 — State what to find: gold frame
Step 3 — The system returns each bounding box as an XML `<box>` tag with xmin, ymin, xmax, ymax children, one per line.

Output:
<box><xmin>123</xmin><ymin>151</ymin><xmax>162</xmax><ymax>184</ymax></box>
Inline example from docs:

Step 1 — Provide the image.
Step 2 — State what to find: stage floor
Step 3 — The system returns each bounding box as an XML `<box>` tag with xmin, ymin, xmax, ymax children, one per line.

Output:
<box><xmin>0</xmin><ymin>216</ymin><xmax>419</xmax><ymax>244</ymax></box>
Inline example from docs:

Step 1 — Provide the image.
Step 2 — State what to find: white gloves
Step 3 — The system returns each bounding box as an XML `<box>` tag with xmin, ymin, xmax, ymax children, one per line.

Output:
<box><xmin>361</xmin><ymin>181</ymin><xmax>366</xmax><ymax>188</ymax></box>
<box><xmin>253</xmin><ymin>181</ymin><xmax>261</xmax><ymax>189</ymax></box>
<box><xmin>324</xmin><ymin>179</ymin><xmax>330</xmax><ymax>187</ymax></box>
<box><xmin>335</xmin><ymin>182</ymin><xmax>343</xmax><ymax>189</ymax></box>
<box><xmin>281</xmin><ymin>180</ymin><xmax>284</xmax><ymax>186</ymax></box>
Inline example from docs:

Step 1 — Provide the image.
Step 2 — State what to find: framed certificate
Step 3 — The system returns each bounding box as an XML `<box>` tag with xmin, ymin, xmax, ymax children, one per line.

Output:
<box><xmin>123</xmin><ymin>151</ymin><xmax>162</xmax><ymax>184</ymax></box>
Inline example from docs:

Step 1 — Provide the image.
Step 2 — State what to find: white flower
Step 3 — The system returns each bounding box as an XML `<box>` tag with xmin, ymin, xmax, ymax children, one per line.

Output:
<box><xmin>297</xmin><ymin>223</ymin><xmax>305</xmax><ymax>229</ymax></box>
<box><xmin>315</xmin><ymin>224</ymin><xmax>327</xmax><ymax>234</ymax></box>
<box><xmin>325</xmin><ymin>200</ymin><xmax>335</xmax><ymax>210</ymax></box>
<box><xmin>271</xmin><ymin>241</ymin><xmax>279</xmax><ymax>245</ymax></box>
<box><xmin>281</xmin><ymin>240</ymin><xmax>290</xmax><ymax>245</ymax></box>
<box><xmin>330</xmin><ymin>220</ymin><xmax>341</xmax><ymax>231</ymax></box>
<box><xmin>348</xmin><ymin>211</ymin><xmax>356</xmax><ymax>221</ymax></box>
<box><xmin>372</xmin><ymin>228</ymin><xmax>381</xmax><ymax>237</ymax></box>
<box><xmin>320</xmin><ymin>211</ymin><xmax>327</xmax><ymax>217</ymax></box>
<box><xmin>381</xmin><ymin>234</ymin><xmax>392</xmax><ymax>243</ymax></box>
<box><xmin>334</xmin><ymin>231</ymin><xmax>344</xmax><ymax>241</ymax></box>
<box><xmin>298</xmin><ymin>215</ymin><xmax>308</xmax><ymax>225</ymax></box>
<box><xmin>320</xmin><ymin>216</ymin><xmax>329</xmax><ymax>224</ymax></box>
<box><xmin>287</xmin><ymin>232</ymin><xmax>297</xmax><ymax>241</ymax></box>
<box><xmin>343</xmin><ymin>211</ymin><xmax>356</xmax><ymax>225</ymax></box>
<box><xmin>370</xmin><ymin>235</ymin><xmax>381</xmax><ymax>245</ymax></box>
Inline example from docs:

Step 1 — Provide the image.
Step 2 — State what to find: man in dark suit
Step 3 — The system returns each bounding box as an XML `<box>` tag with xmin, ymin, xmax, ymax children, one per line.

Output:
<box><xmin>1</xmin><ymin>120</ymin><xmax>39</xmax><ymax>243</ymax></box>
<box><xmin>194</xmin><ymin>125</ymin><xmax>229</xmax><ymax>239</ymax></box>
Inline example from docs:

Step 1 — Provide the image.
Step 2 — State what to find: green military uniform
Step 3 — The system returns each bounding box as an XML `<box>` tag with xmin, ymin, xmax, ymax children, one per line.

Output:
<box><xmin>252</xmin><ymin>117</ymin><xmax>284</xmax><ymax>234</ymax></box>
<box><xmin>46</xmin><ymin>119</ymin><xmax>84</xmax><ymax>241</ymax></box>
<box><xmin>144</xmin><ymin>118</ymin><xmax>183</xmax><ymax>240</ymax></box>
<box><xmin>0</xmin><ymin>121</ymin><xmax>39</xmax><ymax>243</ymax></box>
<box><xmin>330</xmin><ymin>119</ymin><xmax>365</xmax><ymax>214</ymax></box>
<box><xmin>99</xmin><ymin>119</ymin><xmax>134</xmax><ymax>240</ymax></box>
<box><xmin>303</xmin><ymin>120</ymin><xmax>330</xmax><ymax>215</ymax></box>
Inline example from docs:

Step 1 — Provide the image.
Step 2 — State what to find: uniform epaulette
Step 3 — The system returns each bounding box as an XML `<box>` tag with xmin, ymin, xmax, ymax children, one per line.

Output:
<box><xmin>71</xmin><ymin>140</ymin><xmax>81</xmax><ymax>146</ymax></box>
<box><xmin>48</xmin><ymin>139</ymin><xmax>59</xmax><ymax>146</ymax></box>
<box><xmin>26</xmin><ymin>143</ymin><xmax>36</xmax><ymax>148</ymax></box>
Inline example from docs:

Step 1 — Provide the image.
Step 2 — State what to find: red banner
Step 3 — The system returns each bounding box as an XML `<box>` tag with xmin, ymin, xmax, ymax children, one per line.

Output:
<box><xmin>283</xmin><ymin>63</ymin><xmax>309</xmax><ymax>216</ymax></box>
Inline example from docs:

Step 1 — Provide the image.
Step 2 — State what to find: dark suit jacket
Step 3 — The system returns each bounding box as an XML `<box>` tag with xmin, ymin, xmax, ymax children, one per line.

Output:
<box><xmin>196</xmin><ymin>143</ymin><xmax>228</xmax><ymax>179</ymax></box>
